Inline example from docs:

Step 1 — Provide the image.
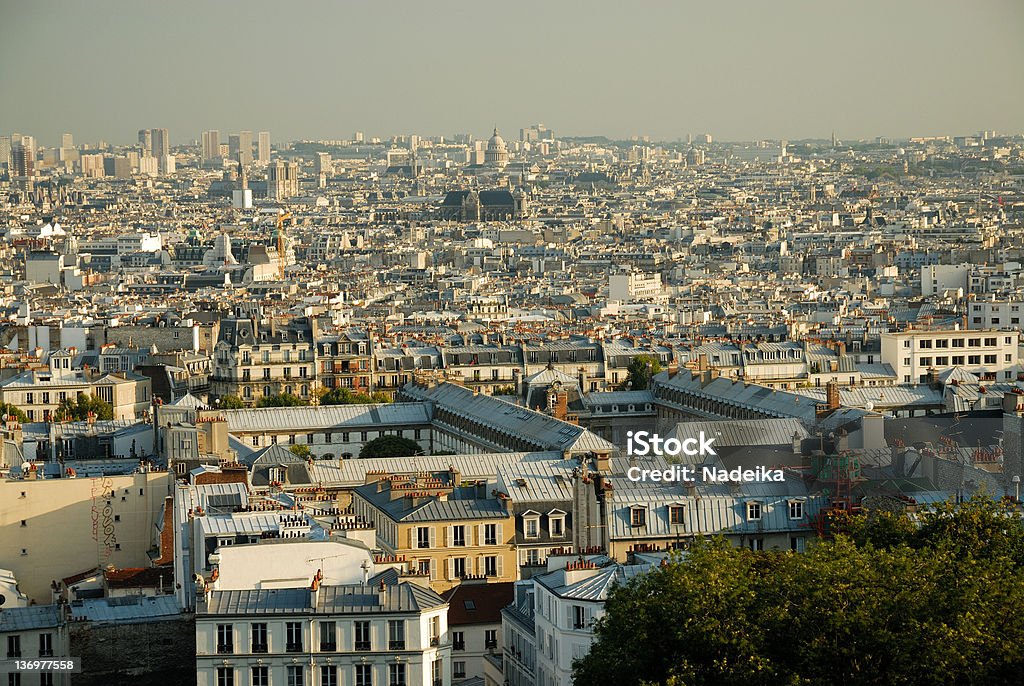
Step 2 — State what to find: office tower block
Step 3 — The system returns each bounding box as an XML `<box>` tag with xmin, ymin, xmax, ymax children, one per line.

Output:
<box><xmin>354</xmin><ymin>131</ymin><xmax>364</xmax><ymax>143</ymax></box>
<box><xmin>151</xmin><ymin>128</ymin><xmax>169</xmax><ymax>158</ymax></box>
<box><xmin>60</xmin><ymin>133</ymin><xmax>73</xmax><ymax>149</ymax></box>
<box><xmin>138</xmin><ymin>128</ymin><xmax>152</xmax><ymax>151</ymax></box>
<box><xmin>0</xmin><ymin>136</ymin><xmax>11</xmax><ymax>169</ymax></box>
<box><xmin>229</xmin><ymin>131</ymin><xmax>253</xmax><ymax>166</ymax></box>
<box><xmin>257</xmin><ymin>131</ymin><xmax>271</xmax><ymax>162</ymax></box>
<box><xmin>315</xmin><ymin>152</ymin><xmax>332</xmax><ymax>176</ymax></box>
<box><xmin>202</xmin><ymin>130</ymin><xmax>221</xmax><ymax>163</ymax></box>
<box><xmin>11</xmin><ymin>137</ymin><xmax>35</xmax><ymax>177</ymax></box>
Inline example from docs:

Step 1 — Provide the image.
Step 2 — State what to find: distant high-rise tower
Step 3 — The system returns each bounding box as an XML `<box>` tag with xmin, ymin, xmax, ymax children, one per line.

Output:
<box><xmin>202</xmin><ymin>130</ymin><xmax>221</xmax><ymax>163</ymax></box>
<box><xmin>0</xmin><ymin>136</ymin><xmax>11</xmax><ymax>169</ymax></box>
<box><xmin>11</xmin><ymin>137</ymin><xmax>35</xmax><ymax>177</ymax></box>
<box><xmin>151</xmin><ymin>128</ymin><xmax>169</xmax><ymax>158</ymax></box>
<box><xmin>354</xmin><ymin>131</ymin><xmax>364</xmax><ymax>143</ymax></box>
<box><xmin>257</xmin><ymin>131</ymin><xmax>270</xmax><ymax>163</ymax></box>
<box><xmin>229</xmin><ymin>131</ymin><xmax>253</xmax><ymax>166</ymax></box>
<box><xmin>138</xmin><ymin>128</ymin><xmax>152</xmax><ymax>152</ymax></box>
<box><xmin>60</xmin><ymin>133</ymin><xmax>74</xmax><ymax>149</ymax></box>
<box><xmin>831</xmin><ymin>131</ymin><xmax>838</xmax><ymax>149</ymax></box>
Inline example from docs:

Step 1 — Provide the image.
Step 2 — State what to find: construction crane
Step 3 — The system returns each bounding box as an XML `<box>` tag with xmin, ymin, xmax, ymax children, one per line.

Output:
<box><xmin>276</xmin><ymin>211</ymin><xmax>292</xmax><ymax>279</ymax></box>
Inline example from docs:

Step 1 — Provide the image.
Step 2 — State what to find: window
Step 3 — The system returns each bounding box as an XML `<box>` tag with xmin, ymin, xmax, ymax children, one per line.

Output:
<box><xmin>320</xmin><ymin>666</ymin><xmax>338</xmax><ymax>686</ymax></box>
<box><xmin>453</xmin><ymin>557</ymin><xmax>467</xmax><ymax>578</ymax></box>
<box><xmin>250</xmin><ymin>623</ymin><xmax>267</xmax><ymax>653</ymax></box>
<box><xmin>355</xmin><ymin>620</ymin><xmax>371</xmax><ymax>651</ymax></box>
<box><xmin>320</xmin><ymin>621</ymin><xmax>337</xmax><ymax>651</ymax></box>
<box><xmin>355</xmin><ymin>664</ymin><xmax>372</xmax><ymax>686</ymax></box>
<box><xmin>935</xmin><ymin>339</ymin><xmax>949</xmax><ymax>348</ymax></box>
<box><xmin>287</xmin><ymin>665</ymin><xmax>304</xmax><ymax>686</ymax></box>
<box><xmin>791</xmin><ymin>536</ymin><xmax>806</xmax><ymax>553</ymax></box>
<box><xmin>525</xmin><ymin>549</ymin><xmax>540</xmax><ymax>565</ymax></box>
<box><xmin>485</xmin><ymin>629</ymin><xmax>498</xmax><ymax>648</ymax></box>
<box><xmin>573</xmin><ymin>605</ymin><xmax>587</xmax><ymax>630</ymax></box>
<box><xmin>747</xmin><ymin>502</ymin><xmax>762</xmax><ymax>521</ymax></box>
<box><xmin>388</xmin><ymin>664</ymin><xmax>406</xmax><ymax>686</ymax></box>
<box><xmin>918</xmin><ymin>340</ymin><xmax>932</xmax><ymax>349</ymax></box>
<box><xmin>919</xmin><ymin>357</ymin><xmax>932</xmax><ymax>367</ymax></box>
<box><xmin>430</xmin><ymin>616</ymin><xmax>440</xmax><ymax>646</ymax></box>
<box><xmin>969</xmin><ymin>355</ymin><xmax>981</xmax><ymax>365</ymax></box>
<box><xmin>524</xmin><ymin>516</ymin><xmax>539</xmax><ymax>538</ymax></box>
<box><xmin>952</xmin><ymin>339</ymin><xmax>965</xmax><ymax>347</ymax></box>
<box><xmin>7</xmin><ymin>635</ymin><xmax>20</xmax><ymax>658</ymax></box>
<box><xmin>984</xmin><ymin>355</ymin><xmax>997</xmax><ymax>364</ymax></box>
<box><xmin>953</xmin><ymin>355</ymin><xmax>965</xmax><ymax>365</ymax></box>
<box><xmin>453</xmin><ymin>662</ymin><xmax>466</xmax><ymax>680</ymax></box>
<box><xmin>286</xmin><ymin>621</ymin><xmax>303</xmax><ymax>652</ymax></box>
<box><xmin>389</xmin><ymin>620</ymin><xmax>405</xmax><ymax>650</ymax></box>
<box><xmin>8</xmin><ymin>674</ymin><xmax>19</xmax><ymax>686</ymax></box>
<box><xmin>749</xmin><ymin>537</ymin><xmax>765</xmax><ymax>551</ymax></box>
<box><xmin>788</xmin><ymin>500</ymin><xmax>804</xmax><ymax>519</ymax></box>
<box><xmin>969</xmin><ymin>338</ymin><xmax>981</xmax><ymax>347</ymax></box>
<box><xmin>38</xmin><ymin>633</ymin><xmax>52</xmax><ymax>657</ymax></box>
<box><xmin>432</xmin><ymin>659</ymin><xmax>443</xmax><ymax>686</ymax></box>
<box><xmin>549</xmin><ymin>516</ymin><xmax>564</xmax><ymax>537</ymax></box>
<box><xmin>217</xmin><ymin>667</ymin><xmax>235</xmax><ymax>686</ymax></box>
<box><xmin>936</xmin><ymin>357</ymin><xmax>948</xmax><ymax>366</ymax></box>
<box><xmin>630</xmin><ymin>507</ymin><xmax>646</xmax><ymax>527</ymax></box>
<box><xmin>453</xmin><ymin>630</ymin><xmax>465</xmax><ymax>651</ymax></box>
<box><xmin>484</xmin><ymin>555</ymin><xmax>498</xmax><ymax>576</ymax></box>
<box><xmin>484</xmin><ymin>523</ymin><xmax>497</xmax><ymax>545</ymax></box>
<box><xmin>669</xmin><ymin>505</ymin><xmax>685</xmax><ymax>524</ymax></box>
<box><xmin>40</xmin><ymin>675</ymin><xmax>53</xmax><ymax>686</ymax></box>
<box><xmin>217</xmin><ymin>624</ymin><xmax>233</xmax><ymax>653</ymax></box>
<box><xmin>985</xmin><ymin>338</ymin><xmax>997</xmax><ymax>347</ymax></box>
<box><xmin>452</xmin><ymin>525</ymin><xmax>466</xmax><ymax>547</ymax></box>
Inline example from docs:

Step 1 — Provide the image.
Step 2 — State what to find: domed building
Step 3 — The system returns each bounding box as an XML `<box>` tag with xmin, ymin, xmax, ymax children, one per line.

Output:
<box><xmin>484</xmin><ymin>127</ymin><xmax>509</xmax><ymax>169</ymax></box>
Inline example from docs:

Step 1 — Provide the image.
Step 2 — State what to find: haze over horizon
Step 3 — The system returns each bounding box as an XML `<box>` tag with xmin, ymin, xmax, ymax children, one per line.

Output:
<box><xmin>2</xmin><ymin>0</ymin><xmax>1022</xmax><ymax>146</ymax></box>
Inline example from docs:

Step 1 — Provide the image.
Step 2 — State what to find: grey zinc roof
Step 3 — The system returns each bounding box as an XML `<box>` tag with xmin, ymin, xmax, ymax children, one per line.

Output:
<box><xmin>400</xmin><ymin>383</ymin><xmax>615</xmax><ymax>453</ymax></box>
<box><xmin>225</xmin><ymin>403</ymin><xmax>430</xmax><ymax>433</ymax></box>
<box><xmin>201</xmin><ymin>583</ymin><xmax>445</xmax><ymax>616</ymax></box>
<box><xmin>0</xmin><ymin>604</ymin><xmax>63</xmax><ymax>631</ymax></box>
<box><xmin>669</xmin><ymin>418</ymin><xmax>809</xmax><ymax>447</ymax></box>
<box><xmin>355</xmin><ymin>482</ymin><xmax>510</xmax><ymax>523</ymax></box>
<box><xmin>71</xmin><ymin>595</ymin><xmax>179</xmax><ymax>624</ymax></box>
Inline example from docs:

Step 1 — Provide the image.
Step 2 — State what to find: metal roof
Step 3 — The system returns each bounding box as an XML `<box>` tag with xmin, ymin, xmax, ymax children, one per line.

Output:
<box><xmin>669</xmin><ymin>418</ymin><xmax>809</xmax><ymax>447</ymax></box>
<box><xmin>0</xmin><ymin>604</ymin><xmax>63</xmax><ymax>632</ymax></box>
<box><xmin>225</xmin><ymin>403</ymin><xmax>431</xmax><ymax>433</ymax></box>
<box><xmin>201</xmin><ymin>583</ymin><xmax>445</xmax><ymax>616</ymax></box>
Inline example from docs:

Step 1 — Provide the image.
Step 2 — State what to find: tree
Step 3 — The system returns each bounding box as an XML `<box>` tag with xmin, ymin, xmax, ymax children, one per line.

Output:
<box><xmin>319</xmin><ymin>387</ymin><xmax>391</xmax><ymax>405</ymax></box>
<box><xmin>359</xmin><ymin>435</ymin><xmax>422</xmax><ymax>458</ymax></box>
<box><xmin>0</xmin><ymin>403</ymin><xmax>28</xmax><ymax>424</ymax></box>
<box><xmin>56</xmin><ymin>393</ymin><xmax>114</xmax><ymax>421</ymax></box>
<box><xmin>217</xmin><ymin>394</ymin><xmax>246</xmax><ymax>409</ymax></box>
<box><xmin>623</xmin><ymin>355</ymin><xmax>663</xmax><ymax>391</ymax></box>
<box><xmin>256</xmin><ymin>393</ymin><xmax>307</xmax><ymax>408</ymax></box>
<box><xmin>574</xmin><ymin>496</ymin><xmax>1024</xmax><ymax>686</ymax></box>
<box><xmin>289</xmin><ymin>444</ymin><xmax>311</xmax><ymax>459</ymax></box>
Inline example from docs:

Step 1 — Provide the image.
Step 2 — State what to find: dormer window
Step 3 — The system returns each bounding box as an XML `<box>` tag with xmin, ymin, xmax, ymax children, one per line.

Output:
<box><xmin>669</xmin><ymin>505</ymin><xmax>685</xmax><ymax>525</ymax></box>
<box><xmin>547</xmin><ymin>509</ymin><xmax>566</xmax><ymax>538</ymax></box>
<box><xmin>629</xmin><ymin>506</ymin><xmax>646</xmax><ymax>528</ymax></box>
<box><xmin>523</xmin><ymin>511</ymin><xmax>540</xmax><ymax>539</ymax></box>
<box><xmin>746</xmin><ymin>501</ymin><xmax>762</xmax><ymax>521</ymax></box>
<box><xmin>788</xmin><ymin>499</ymin><xmax>804</xmax><ymax>520</ymax></box>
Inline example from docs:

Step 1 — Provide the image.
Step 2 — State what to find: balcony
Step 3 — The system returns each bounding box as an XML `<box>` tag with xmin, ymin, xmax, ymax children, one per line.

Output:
<box><xmin>430</xmin><ymin>637</ymin><xmax>439</xmax><ymax>647</ymax></box>
<box><xmin>485</xmin><ymin>639</ymin><xmax>498</xmax><ymax>649</ymax></box>
<box><xmin>251</xmin><ymin>644</ymin><xmax>268</xmax><ymax>654</ymax></box>
<box><xmin>355</xmin><ymin>641</ymin><xmax>371</xmax><ymax>652</ymax></box>
<box><xmin>7</xmin><ymin>651</ymin><xmax>21</xmax><ymax>659</ymax></box>
<box><xmin>320</xmin><ymin>642</ymin><xmax>337</xmax><ymax>652</ymax></box>
<box><xmin>217</xmin><ymin>643</ymin><xmax>234</xmax><ymax>654</ymax></box>
<box><xmin>286</xmin><ymin>642</ymin><xmax>303</xmax><ymax>653</ymax></box>
<box><xmin>453</xmin><ymin>641</ymin><xmax>465</xmax><ymax>651</ymax></box>
<box><xmin>389</xmin><ymin>641</ymin><xmax>405</xmax><ymax>650</ymax></box>
<box><xmin>39</xmin><ymin>650</ymin><xmax>54</xmax><ymax>658</ymax></box>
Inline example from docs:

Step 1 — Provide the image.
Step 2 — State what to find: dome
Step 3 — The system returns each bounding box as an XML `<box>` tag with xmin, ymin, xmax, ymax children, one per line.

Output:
<box><xmin>488</xmin><ymin>128</ymin><xmax>506</xmax><ymax>149</ymax></box>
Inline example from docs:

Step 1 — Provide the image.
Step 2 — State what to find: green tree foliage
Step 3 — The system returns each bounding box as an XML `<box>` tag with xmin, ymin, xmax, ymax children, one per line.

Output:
<box><xmin>0</xmin><ymin>403</ymin><xmax>28</xmax><ymax>423</ymax></box>
<box><xmin>319</xmin><ymin>387</ymin><xmax>391</xmax><ymax>405</ymax></box>
<box><xmin>217</xmin><ymin>394</ymin><xmax>246</xmax><ymax>409</ymax></box>
<box><xmin>575</xmin><ymin>495</ymin><xmax>1024</xmax><ymax>686</ymax></box>
<box><xmin>289</xmin><ymin>444</ymin><xmax>311</xmax><ymax>458</ymax></box>
<box><xmin>359</xmin><ymin>435</ymin><xmax>422</xmax><ymax>458</ymax></box>
<box><xmin>56</xmin><ymin>393</ymin><xmax>114</xmax><ymax>421</ymax></box>
<box><xmin>624</xmin><ymin>355</ymin><xmax>663</xmax><ymax>391</ymax></box>
<box><xmin>255</xmin><ymin>393</ymin><xmax>308</xmax><ymax>408</ymax></box>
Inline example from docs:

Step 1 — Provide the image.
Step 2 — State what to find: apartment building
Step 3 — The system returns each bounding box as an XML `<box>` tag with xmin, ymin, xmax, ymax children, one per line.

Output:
<box><xmin>351</xmin><ymin>472</ymin><xmax>517</xmax><ymax>594</ymax></box>
<box><xmin>881</xmin><ymin>329</ymin><xmax>1019</xmax><ymax>384</ymax></box>
<box><xmin>195</xmin><ymin>579</ymin><xmax>451</xmax><ymax>686</ymax></box>
<box><xmin>318</xmin><ymin>330</ymin><xmax>372</xmax><ymax>392</ymax></box>
<box><xmin>212</xmin><ymin>316</ymin><xmax>317</xmax><ymax>404</ymax></box>
<box><xmin>966</xmin><ymin>298</ymin><xmax>1024</xmax><ymax>330</ymax></box>
<box><xmin>0</xmin><ymin>605</ymin><xmax>71</xmax><ymax>686</ymax></box>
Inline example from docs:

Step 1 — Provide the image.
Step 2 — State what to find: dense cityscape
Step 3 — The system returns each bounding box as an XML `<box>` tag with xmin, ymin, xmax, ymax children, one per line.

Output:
<box><xmin>0</xmin><ymin>121</ymin><xmax>1022</xmax><ymax>685</ymax></box>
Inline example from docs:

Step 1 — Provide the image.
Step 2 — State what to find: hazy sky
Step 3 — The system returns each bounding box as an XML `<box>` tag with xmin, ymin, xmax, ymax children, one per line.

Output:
<box><xmin>2</xmin><ymin>0</ymin><xmax>1022</xmax><ymax>146</ymax></box>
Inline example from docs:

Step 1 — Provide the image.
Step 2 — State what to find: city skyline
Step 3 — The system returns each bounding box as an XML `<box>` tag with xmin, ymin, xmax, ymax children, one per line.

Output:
<box><xmin>2</xmin><ymin>0</ymin><xmax>1022</xmax><ymax>145</ymax></box>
